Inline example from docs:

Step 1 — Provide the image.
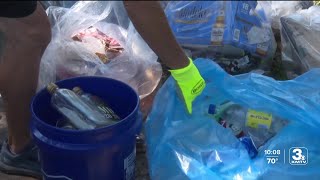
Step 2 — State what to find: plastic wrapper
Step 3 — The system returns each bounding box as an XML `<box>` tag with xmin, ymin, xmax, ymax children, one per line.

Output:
<box><xmin>165</xmin><ymin>1</ymin><xmax>277</xmax><ymax>74</ymax></box>
<box><xmin>38</xmin><ymin>1</ymin><xmax>162</xmax><ymax>99</ymax></box>
<box><xmin>280</xmin><ymin>6</ymin><xmax>320</xmax><ymax>76</ymax></box>
<box><xmin>71</xmin><ymin>26</ymin><xmax>124</xmax><ymax>64</ymax></box>
<box><xmin>146</xmin><ymin>58</ymin><xmax>320</xmax><ymax>180</ymax></box>
<box><xmin>258</xmin><ymin>1</ymin><xmax>313</xmax><ymax>30</ymax></box>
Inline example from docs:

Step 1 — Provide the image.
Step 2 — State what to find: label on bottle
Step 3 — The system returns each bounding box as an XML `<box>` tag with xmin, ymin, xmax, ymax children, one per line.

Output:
<box><xmin>91</xmin><ymin>95</ymin><xmax>120</xmax><ymax>120</ymax></box>
<box><xmin>233</xmin><ymin>29</ymin><xmax>240</xmax><ymax>42</ymax></box>
<box><xmin>124</xmin><ymin>147</ymin><xmax>136</xmax><ymax>180</ymax></box>
<box><xmin>98</xmin><ymin>105</ymin><xmax>119</xmax><ymax>119</ymax></box>
<box><xmin>246</xmin><ymin>109</ymin><xmax>272</xmax><ymax>129</ymax></box>
<box><xmin>211</xmin><ymin>27</ymin><xmax>224</xmax><ymax>42</ymax></box>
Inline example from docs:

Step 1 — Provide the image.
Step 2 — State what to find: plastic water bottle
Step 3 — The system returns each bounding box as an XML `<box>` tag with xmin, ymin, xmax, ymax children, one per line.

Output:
<box><xmin>47</xmin><ymin>83</ymin><xmax>117</xmax><ymax>130</ymax></box>
<box><xmin>208</xmin><ymin>102</ymin><xmax>246</xmax><ymax>138</ymax></box>
<box><xmin>72</xmin><ymin>87</ymin><xmax>120</xmax><ymax>121</ymax></box>
<box><xmin>208</xmin><ymin>103</ymin><xmax>258</xmax><ymax>158</ymax></box>
<box><xmin>208</xmin><ymin>102</ymin><xmax>288</xmax><ymax>149</ymax></box>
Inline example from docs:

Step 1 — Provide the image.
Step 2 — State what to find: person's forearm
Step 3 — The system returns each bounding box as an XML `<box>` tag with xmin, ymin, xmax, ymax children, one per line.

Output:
<box><xmin>123</xmin><ymin>1</ymin><xmax>189</xmax><ymax>70</ymax></box>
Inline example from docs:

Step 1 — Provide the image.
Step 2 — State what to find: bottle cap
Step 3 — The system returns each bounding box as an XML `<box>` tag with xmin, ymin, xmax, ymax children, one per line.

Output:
<box><xmin>46</xmin><ymin>83</ymin><xmax>59</xmax><ymax>95</ymax></box>
<box><xmin>208</xmin><ymin>104</ymin><xmax>216</xmax><ymax>114</ymax></box>
<box><xmin>72</xmin><ymin>86</ymin><xmax>83</xmax><ymax>95</ymax></box>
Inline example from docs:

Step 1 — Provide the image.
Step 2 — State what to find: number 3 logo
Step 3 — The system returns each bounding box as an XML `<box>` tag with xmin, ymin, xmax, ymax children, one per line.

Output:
<box><xmin>292</xmin><ymin>148</ymin><xmax>303</xmax><ymax>160</ymax></box>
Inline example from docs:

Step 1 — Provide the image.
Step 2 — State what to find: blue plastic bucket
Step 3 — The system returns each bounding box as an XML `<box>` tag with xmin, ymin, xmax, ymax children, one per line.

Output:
<box><xmin>31</xmin><ymin>76</ymin><xmax>142</xmax><ymax>180</ymax></box>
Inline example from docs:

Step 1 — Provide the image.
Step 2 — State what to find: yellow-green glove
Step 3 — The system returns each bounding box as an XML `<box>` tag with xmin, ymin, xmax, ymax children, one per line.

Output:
<box><xmin>169</xmin><ymin>59</ymin><xmax>206</xmax><ymax>114</ymax></box>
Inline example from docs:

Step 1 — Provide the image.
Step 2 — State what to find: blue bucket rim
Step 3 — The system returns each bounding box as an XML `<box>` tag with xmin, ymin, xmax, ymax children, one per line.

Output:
<box><xmin>31</xmin><ymin>76</ymin><xmax>140</xmax><ymax>135</ymax></box>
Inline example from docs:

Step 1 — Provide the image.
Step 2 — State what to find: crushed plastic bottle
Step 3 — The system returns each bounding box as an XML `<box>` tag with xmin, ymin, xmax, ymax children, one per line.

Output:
<box><xmin>47</xmin><ymin>83</ymin><xmax>118</xmax><ymax>130</ymax></box>
<box><xmin>208</xmin><ymin>101</ymin><xmax>288</xmax><ymax>155</ymax></box>
<box><xmin>72</xmin><ymin>87</ymin><xmax>121</xmax><ymax>121</ymax></box>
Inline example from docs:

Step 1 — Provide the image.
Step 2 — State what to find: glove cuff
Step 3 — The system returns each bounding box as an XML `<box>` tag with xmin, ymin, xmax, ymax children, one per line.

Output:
<box><xmin>169</xmin><ymin>58</ymin><xmax>193</xmax><ymax>73</ymax></box>
<box><xmin>169</xmin><ymin>58</ymin><xmax>197</xmax><ymax>82</ymax></box>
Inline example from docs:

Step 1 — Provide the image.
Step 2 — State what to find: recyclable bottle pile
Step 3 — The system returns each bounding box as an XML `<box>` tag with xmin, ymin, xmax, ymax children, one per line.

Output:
<box><xmin>47</xmin><ymin>83</ymin><xmax>121</xmax><ymax>130</ymax></box>
<box><xmin>208</xmin><ymin>101</ymin><xmax>288</xmax><ymax>158</ymax></box>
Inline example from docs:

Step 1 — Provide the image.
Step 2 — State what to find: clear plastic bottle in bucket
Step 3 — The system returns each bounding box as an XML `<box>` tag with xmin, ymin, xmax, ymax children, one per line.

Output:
<box><xmin>72</xmin><ymin>87</ymin><xmax>120</xmax><ymax>121</ymax></box>
<box><xmin>208</xmin><ymin>101</ymin><xmax>288</xmax><ymax>157</ymax></box>
<box><xmin>47</xmin><ymin>83</ymin><xmax>118</xmax><ymax>130</ymax></box>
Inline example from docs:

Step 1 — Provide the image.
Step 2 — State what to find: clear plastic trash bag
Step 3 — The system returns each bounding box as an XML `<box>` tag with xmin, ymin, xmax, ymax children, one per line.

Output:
<box><xmin>38</xmin><ymin>1</ymin><xmax>162</xmax><ymax>99</ymax></box>
<box><xmin>258</xmin><ymin>1</ymin><xmax>313</xmax><ymax>30</ymax></box>
<box><xmin>280</xmin><ymin>5</ymin><xmax>320</xmax><ymax>76</ymax></box>
<box><xmin>145</xmin><ymin>58</ymin><xmax>320</xmax><ymax>180</ymax></box>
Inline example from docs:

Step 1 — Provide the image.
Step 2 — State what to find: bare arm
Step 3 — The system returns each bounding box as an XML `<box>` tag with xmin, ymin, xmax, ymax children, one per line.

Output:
<box><xmin>123</xmin><ymin>1</ymin><xmax>189</xmax><ymax>70</ymax></box>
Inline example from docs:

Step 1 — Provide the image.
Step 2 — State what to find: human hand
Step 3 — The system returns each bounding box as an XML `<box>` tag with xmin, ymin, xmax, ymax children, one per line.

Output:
<box><xmin>169</xmin><ymin>58</ymin><xmax>205</xmax><ymax>114</ymax></box>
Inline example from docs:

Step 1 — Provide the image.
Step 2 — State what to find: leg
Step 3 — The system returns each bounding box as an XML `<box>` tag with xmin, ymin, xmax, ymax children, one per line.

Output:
<box><xmin>0</xmin><ymin>1</ymin><xmax>51</xmax><ymax>154</ymax></box>
<box><xmin>0</xmin><ymin>2</ymin><xmax>51</xmax><ymax>178</ymax></box>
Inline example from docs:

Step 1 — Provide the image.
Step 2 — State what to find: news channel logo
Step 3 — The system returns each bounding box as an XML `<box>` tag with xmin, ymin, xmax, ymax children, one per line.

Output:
<box><xmin>289</xmin><ymin>147</ymin><xmax>308</xmax><ymax>165</ymax></box>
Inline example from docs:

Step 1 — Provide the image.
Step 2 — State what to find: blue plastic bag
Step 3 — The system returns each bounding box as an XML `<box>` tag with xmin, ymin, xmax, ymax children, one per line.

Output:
<box><xmin>145</xmin><ymin>58</ymin><xmax>320</xmax><ymax>180</ymax></box>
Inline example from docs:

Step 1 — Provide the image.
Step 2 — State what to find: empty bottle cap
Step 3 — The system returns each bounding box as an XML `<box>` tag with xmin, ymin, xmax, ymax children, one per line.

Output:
<box><xmin>208</xmin><ymin>104</ymin><xmax>216</xmax><ymax>114</ymax></box>
<box><xmin>72</xmin><ymin>86</ymin><xmax>83</xmax><ymax>95</ymax></box>
<box><xmin>46</xmin><ymin>83</ymin><xmax>59</xmax><ymax>95</ymax></box>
